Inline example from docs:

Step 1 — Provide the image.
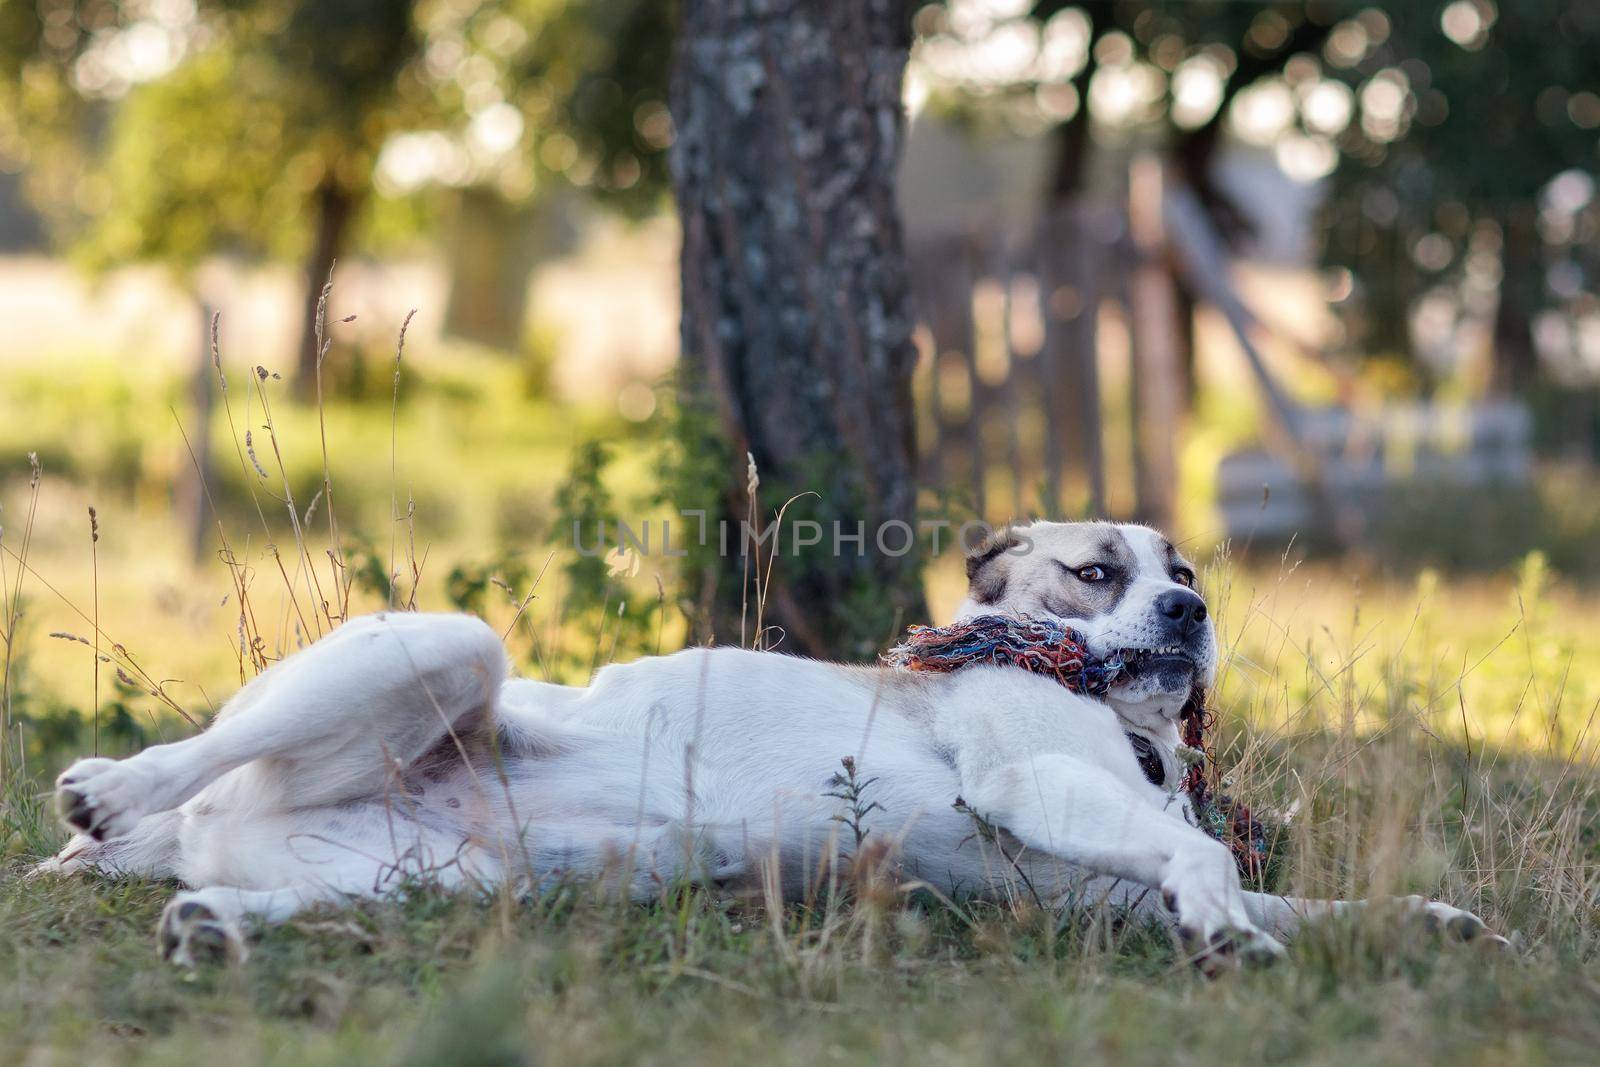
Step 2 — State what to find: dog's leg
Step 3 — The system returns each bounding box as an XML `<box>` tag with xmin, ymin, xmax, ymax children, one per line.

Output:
<box><xmin>1242</xmin><ymin>891</ymin><xmax>1507</xmax><ymax>946</ymax></box>
<box><xmin>963</xmin><ymin>754</ymin><xmax>1286</xmax><ymax>971</ymax></box>
<box><xmin>34</xmin><ymin>811</ymin><xmax>182</xmax><ymax>879</ymax></box>
<box><xmin>55</xmin><ymin>612</ymin><xmax>506</xmax><ymax>841</ymax></box>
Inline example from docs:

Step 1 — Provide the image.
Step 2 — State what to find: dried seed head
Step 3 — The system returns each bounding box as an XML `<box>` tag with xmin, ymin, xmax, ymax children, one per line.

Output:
<box><xmin>28</xmin><ymin>451</ymin><xmax>41</xmax><ymax>488</ymax></box>
<box><xmin>210</xmin><ymin>312</ymin><xmax>226</xmax><ymax>392</ymax></box>
<box><xmin>88</xmin><ymin>506</ymin><xmax>99</xmax><ymax>542</ymax></box>
<box><xmin>745</xmin><ymin>452</ymin><xmax>759</xmax><ymax>496</ymax></box>
<box><xmin>302</xmin><ymin>487</ymin><xmax>324</xmax><ymax>527</ymax></box>
<box><xmin>49</xmin><ymin>631</ymin><xmax>91</xmax><ymax>645</ymax></box>
<box><xmin>255</xmin><ymin>365</ymin><xmax>268</xmax><ymax>381</ymax></box>
<box><xmin>395</xmin><ymin>309</ymin><xmax>417</xmax><ymax>368</ymax></box>
<box><xmin>244</xmin><ymin>430</ymin><xmax>268</xmax><ymax>477</ymax></box>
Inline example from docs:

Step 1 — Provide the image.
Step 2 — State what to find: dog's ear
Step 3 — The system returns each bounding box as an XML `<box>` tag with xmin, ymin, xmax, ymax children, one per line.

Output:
<box><xmin>964</xmin><ymin>525</ymin><xmax>1020</xmax><ymax>604</ymax></box>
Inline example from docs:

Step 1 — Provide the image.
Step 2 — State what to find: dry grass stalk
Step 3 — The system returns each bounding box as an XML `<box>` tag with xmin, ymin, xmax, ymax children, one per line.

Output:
<box><xmin>88</xmin><ymin>506</ymin><xmax>98</xmax><ymax>756</ymax></box>
<box><xmin>311</xmin><ymin>264</ymin><xmax>354</xmax><ymax>623</ymax></box>
<box><xmin>390</xmin><ymin>308</ymin><xmax>417</xmax><ymax>610</ymax></box>
<box><xmin>0</xmin><ymin>452</ymin><xmax>42</xmax><ymax>781</ymax></box>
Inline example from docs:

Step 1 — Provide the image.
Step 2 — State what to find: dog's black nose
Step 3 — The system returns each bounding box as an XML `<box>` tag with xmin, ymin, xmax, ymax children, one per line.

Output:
<box><xmin>1155</xmin><ymin>589</ymin><xmax>1208</xmax><ymax>635</ymax></box>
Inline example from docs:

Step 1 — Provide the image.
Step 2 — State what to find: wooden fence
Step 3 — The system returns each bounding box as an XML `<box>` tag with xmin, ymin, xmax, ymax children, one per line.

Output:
<box><xmin>906</xmin><ymin>203</ymin><xmax>1126</xmax><ymax>523</ymax></box>
<box><xmin>907</xmin><ymin>169</ymin><xmax>1534</xmax><ymax>547</ymax></box>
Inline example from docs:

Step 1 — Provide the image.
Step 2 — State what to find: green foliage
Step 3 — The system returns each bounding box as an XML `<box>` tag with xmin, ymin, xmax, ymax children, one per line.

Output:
<box><xmin>920</xmin><ymin>2</ymin><xmax>1595</xmax><ymax>395</ymax></box>
<box><xmin>444</xmin><ymin>551</ymin><xmax>531</xmax><ymax>616</ymax></box>
<box><xmin>824</xmin><ymin>755</ymin><xmax>885</xmax><ymax>851</ymax></box>
<box><xmin>650</xmin><ymin>373</ymin><xmax>733</xmax><ymax>644</ymax></box>
<box><xmin>1320</xmin><ymin>1</ymin><xmax>1600</xmax><ymax>377</ymax></box>
<box><xmin>553</xmin><ymin>439</ymin><xmax>614</xmax><ymax>618</ymax></box>
<box><xmin>1</xmin><ymin>0</ymin><xmax>673</xmax><ymax>277</ymax></box>
<box><xmin>500</xmin><ymin>0</ymin><xmax>674</xmax><ymax>213</ymax></box>
<box><xmin>1366</xmin><ymin>474</ymin><xmax>1600</xmax><ymax>579</ymax></box>
<box><xmin>548</xmin><ymin>438</ymin><xmax>662</xmax><ymax>672</ymax></box>
<box><xmin>77</xmin><ymin>38</ymin><xmax>319</xmax><ymax>272</ymax></box>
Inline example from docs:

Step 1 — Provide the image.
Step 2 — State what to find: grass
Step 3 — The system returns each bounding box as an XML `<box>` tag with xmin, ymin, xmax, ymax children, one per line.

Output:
<box><xmin>1</xmin><ymin>867</ymin><xmax>1594</xmax><ymax>1065</ymax></box>
<box><xmin>1</xmin><ymin>718</ymin><xmax>1596</xmax><ymax>1064</ymax></box>
<box><xmin>3</xmin><ymin>334</ymin><xmax>1600</xmax><ymax>1064</ymax></box>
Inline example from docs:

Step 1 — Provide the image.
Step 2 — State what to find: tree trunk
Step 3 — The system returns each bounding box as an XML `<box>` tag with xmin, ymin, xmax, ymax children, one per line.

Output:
<box><xmin>297</xmin><ymin>177</ymin><xmax>358</xmax><ymax>394</ymax></box>
<box><xmin>1490</xmin><ymin>203</ymin><xmax>1540</xmax><ymax>396</ymax></box>
<box><xmin>1172</xmin><ymin>274</ymin><xmax>1197</xmax><ymax>413</ymax></box>
<box><xmin>671</xmin><ymin>0</ymin><xmax>927</xmax><ymax>660</ymax></box>
<box><xmin>1044</xmin><ymin>41</ymin><xmax>1097</xmax><ymax>205</ymax></box>
<box><xmin>1127</xmin><ymin>156</ymin><xmax>1182</xmax><ymax>532</ymax></box>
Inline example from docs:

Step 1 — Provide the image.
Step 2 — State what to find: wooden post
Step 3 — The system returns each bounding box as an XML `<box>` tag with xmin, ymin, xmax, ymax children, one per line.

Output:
<box><xmin>1075</xmin><ymin>212</ymin><xmax>1107</xmax><ymax>518</ymax></box>
<box><xmin>915</xmin><ymin>233</ymin><xmax>980</xmax><ymax>511</ymax></box>
<box><xmin>1040</xmin><ymin>205</ymin><xmax>1107</xmax><ymax>518</ymax></box>
<box><xmin>945</xmin><ymin>234</ymin><xmax>983</xmax><ymax>517</ymax></box>
<box><xmin>989</xmin><ymin>237</ymin><xmax>1025</xmax><ymax>514</ymax></box>
<box><xmin>1126</xmin><ymin>156</ymin><xmax>1182</xmax><ymax>531</ymax></box>
<box><xmin>906</xmin><ymin>240</ymin><xmax>943</xmax><ymax>487</ymax></box>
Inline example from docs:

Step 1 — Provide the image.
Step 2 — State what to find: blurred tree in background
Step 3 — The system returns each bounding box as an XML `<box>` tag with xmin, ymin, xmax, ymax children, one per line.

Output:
<box><xmin>1317</xmin><ymin>1</ymin><xmax>1600</xmax><ymax>403</ymax></box>
<box><xmin>913</xmin><ymin>0</ymin><xmax>1336</xmax><ymax>404</ymax></box>
<box><xmin>913</xmin><ymin>1</ymin><xmax>1600</xmax><ymax>423</ymax></box>
<box><xmin>0</xmin><ymin>0</ymin><xmax>672</xmax><ymax>387</ymax></box>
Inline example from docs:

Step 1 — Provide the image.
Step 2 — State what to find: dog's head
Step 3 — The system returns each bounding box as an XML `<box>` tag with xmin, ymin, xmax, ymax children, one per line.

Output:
<box><xmin>956</xmin><ymin>520</ymin><xmax>1214</xmax><ymax>729</ymax></box>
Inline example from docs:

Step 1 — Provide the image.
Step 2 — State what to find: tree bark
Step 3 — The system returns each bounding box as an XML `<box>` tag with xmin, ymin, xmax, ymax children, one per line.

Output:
<box><xmin>1490</xmin><ymin>203</ymin><xmax>1540</xmax><ymax>396</ymax></box>
<box><xmin>296</xmin><ymin>177</ymin><xmax>358</xmax><ymax>393</ymax></box>
<box><xmin>671</xmin><ymin>0</ymin><xmax>927</xmax><ymax>660</ymax></box>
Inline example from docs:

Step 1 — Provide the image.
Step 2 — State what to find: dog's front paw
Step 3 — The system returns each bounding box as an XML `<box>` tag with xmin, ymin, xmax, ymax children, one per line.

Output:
<box><xmin>55</xmin><ymin>757</ymin><xmax>162</xmax><ymax>841</ymax></box>
<box><xmin>158</xmin><ymin>894</ymin><xmax>247</xmax><ymax>968</ymax></box>
<box><xmin>1162</xmin><ymin>847</ymin><xmax>1286</xmax><ymax>976</ymax></box>
<box><xmin>1402</xmin><ymin>895</ymin><xmax>1511</xmax><ymax>950</ymax></box>
<box><xmin>1176</xmin><ymin>918</ymin><xmax>1286</xmax><ymax>977</ymax></box>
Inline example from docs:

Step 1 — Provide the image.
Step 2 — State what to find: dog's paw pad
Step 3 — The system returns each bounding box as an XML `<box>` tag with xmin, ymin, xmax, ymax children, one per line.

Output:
<box><xmin>158</xmin><ymin>897</ymin><xmax>246</xmax><ymax>968</ymax></box>
<box><xmin>54</xmin><ymin>758</ymin><xmax>152</xmax><ymax>841</ymax></box>
<box><xmin>1182</xmin><ymin>923</ymin><xmax>1284</xmax><ymax>976</ymax></box>
<box><xmin>57</xmin><ymin>787</ymin><xmax>102</xmax><ymax>839</ymax></box>
<box><xmin>1413</xmin><ymin>901</ymin><xmax>1511</xmax><ymax>951</ymax></box>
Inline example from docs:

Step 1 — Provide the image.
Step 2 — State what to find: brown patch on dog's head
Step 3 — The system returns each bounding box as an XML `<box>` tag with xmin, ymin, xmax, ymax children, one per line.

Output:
<box><xmin>964</xmin><ymin>525</ymin><xmax>1022</xmax><ymax>604</ymax></box>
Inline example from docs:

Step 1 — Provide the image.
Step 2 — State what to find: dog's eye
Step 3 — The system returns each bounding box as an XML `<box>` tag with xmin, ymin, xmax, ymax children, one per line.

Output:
<box><xmin>1074</xmin><ymin>565</ymin><xmax>1107</xmax><ymax>583</ymax></box>
<box><xmin>1172</xmin><ymin>569</ymin><xmax>1196</xmax><ymax>588</ymax></box>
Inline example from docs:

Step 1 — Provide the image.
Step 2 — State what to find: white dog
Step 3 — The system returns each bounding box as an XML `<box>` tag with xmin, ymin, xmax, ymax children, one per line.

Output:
<box><xmin>40</xmin><ymin>521</ymin><xmax>1499</xmax><ymax>967</ymax></box>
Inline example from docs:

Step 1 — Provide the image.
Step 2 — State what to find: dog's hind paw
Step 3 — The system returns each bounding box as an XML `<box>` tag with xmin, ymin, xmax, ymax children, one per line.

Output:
<box><xmin>55</xmin><ymin>757</ymin><xmax>160</xmax><ymax>841</ymax></box>
<box><xmin>158</xmin><ymin>894</ymin><xmax>247</xmax><ymax>968</ymax></box>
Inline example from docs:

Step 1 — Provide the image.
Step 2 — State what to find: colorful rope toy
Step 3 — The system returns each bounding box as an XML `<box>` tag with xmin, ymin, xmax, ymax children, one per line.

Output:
<box><xmin>885</xmin><ymin>614</ymin><xmax>1273</xmax><ymax>881</ymax></box>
